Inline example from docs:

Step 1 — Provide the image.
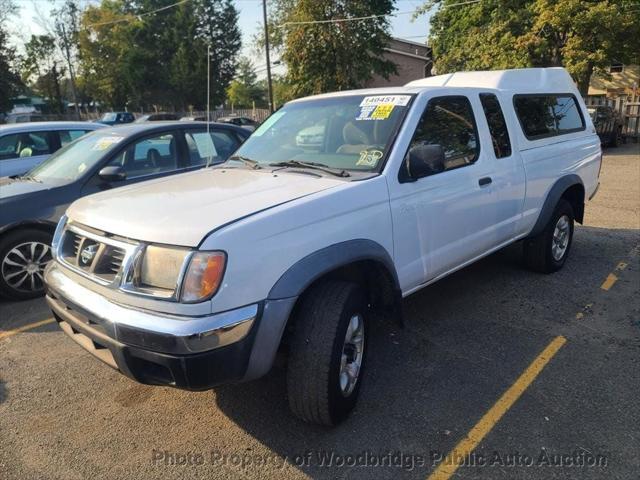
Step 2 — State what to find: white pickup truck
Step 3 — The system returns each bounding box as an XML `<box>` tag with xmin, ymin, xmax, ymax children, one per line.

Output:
<box><xmin>45</xmin><ymin>68</ymin><xmax>601</xmax><ymax>425</ymax></box>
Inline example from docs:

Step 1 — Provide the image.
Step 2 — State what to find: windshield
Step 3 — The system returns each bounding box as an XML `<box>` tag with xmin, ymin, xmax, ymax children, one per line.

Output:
<box><xmin>28</xmin><ymin>131</ymin><xmax>125</xmax><ymax>182</ymax></box>
<box><xmin>100</xmin><ymin>113</ymin><xmax>117</xmax><ymax>122</ymax></box>
<box><xmin>231</xmin><ymin>94</ymin><xmax>413</xmax><ymax>172</ymax></box>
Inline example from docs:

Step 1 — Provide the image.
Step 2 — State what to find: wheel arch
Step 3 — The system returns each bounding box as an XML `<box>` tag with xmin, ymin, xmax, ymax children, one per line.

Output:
<box><xmin>0</xmin><ymin>220</ymin><xmax>58</xmax><ymax>239</ymax></box>
<box><xmin>529</xmin><ymin>175</ymin><xmax>585</xmax><ymax>237</ymax></box>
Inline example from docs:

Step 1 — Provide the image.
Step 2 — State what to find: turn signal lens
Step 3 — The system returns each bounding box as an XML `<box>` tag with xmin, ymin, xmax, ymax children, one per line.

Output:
<box><xmin>180</xmin><ymin>252</ymin><xmax>226</xmax><ymax>303</ymax></box>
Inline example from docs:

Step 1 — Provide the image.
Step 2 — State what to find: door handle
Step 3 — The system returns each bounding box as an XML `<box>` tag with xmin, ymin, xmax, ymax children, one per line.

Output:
<box><xmin>478</xmin><ymin>177</ymin><xmax>492</xmax><ymax>186</ymax></box>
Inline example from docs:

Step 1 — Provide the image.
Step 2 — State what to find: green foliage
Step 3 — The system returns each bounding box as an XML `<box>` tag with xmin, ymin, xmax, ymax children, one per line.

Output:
<box><xmin>22</xmin><ymin>35</ymin><xmax>66</xmax><ymax>113</ymax></box>
<box><xmin>78</xmin><ymin>0</ymin><xmax>241</xmax><ymax>110</ymax></box>
<box><xmin>420</xmin><ymin>0</ymin><xmax>640</xmax><ymax>94</ymax></box>
<box><xmin>266</xmin><ymin>0</ymin><xmax>397</xmax><ymax>97</ymax></box>
<box><xmin>226</xmin><ymin>57</ymin><xmax>263</xmax><ymax>108</ymax></box>
<box><xmin>0</xmin><ymin>0</ymin><xmax>23</xmax><ymax>113</ymax></box>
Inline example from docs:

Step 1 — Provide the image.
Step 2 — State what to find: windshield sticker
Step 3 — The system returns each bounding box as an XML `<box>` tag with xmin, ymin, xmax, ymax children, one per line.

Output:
<box><xmin>357</xmin><ymin>103</ymin><xmax>395</xmax><ymax>121</ymax></box>
<box><xmin>253</xmin><ymin>111</ymin><xmax>286</xmax><ymax>137</ymax></box>
<box><xmin>91</xmin><ymin>136</ymin><xmax>124</xmax><ymax>151</ymax></box>
<box><xmin>359</xmin><ymin>95</ymin><xmax>411</xmax><ymax>107</ymax></box>
<box><xmin>356</xmin><ymin>149</ymin><xmax>384</xmax><ymax>167</ymax></box>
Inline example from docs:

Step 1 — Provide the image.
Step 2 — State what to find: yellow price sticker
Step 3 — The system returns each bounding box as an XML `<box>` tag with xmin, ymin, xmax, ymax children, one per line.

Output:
<box><xmin>371</xmin><ymin>103</ymin><xmax>394</xmax><ymax>120</ymax></box>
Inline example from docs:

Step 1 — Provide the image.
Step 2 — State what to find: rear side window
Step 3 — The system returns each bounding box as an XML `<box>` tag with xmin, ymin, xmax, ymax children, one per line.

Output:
<box><xmin>185</xmin><ymin>129</ymin><xmax>240</xmax><ymax>166</ymax></box>
<box><xmin>514</xmin><ymin>94</ymin><xmax>585</xmax><ymax>140</ymax></box>
<box><xmin>58</xmin><ymin>130</ymin><xmax>90</xmax><ymax>147</ymax></box>
<box><xmin>0</xmin><ymin>131</ymin><xmax>51</xmax><ymax>160</ymax></box>
<box><xmin>480</xmin><ymin>93</ymin><xmax>511</xmax><ymax>158</ymax></box>
<box><xmin>407</xmin><ymin>95</ymin><xmax>479</xmax><ymax>172</ymax></box>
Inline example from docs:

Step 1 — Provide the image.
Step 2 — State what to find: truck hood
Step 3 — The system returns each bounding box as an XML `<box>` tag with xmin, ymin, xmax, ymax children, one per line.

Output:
<box><xmin>67</xmin><ymin>167</ymin><xmax>345</xmax><ymax>246</ymax></box>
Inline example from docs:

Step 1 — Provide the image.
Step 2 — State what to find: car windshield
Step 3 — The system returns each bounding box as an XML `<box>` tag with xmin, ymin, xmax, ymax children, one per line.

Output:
<box><xmin>231</xmin><ymin>94</ymin><xmax>413</xmax><ymax>172</ymax></box>
<box><xmin>28</xmin><ymin>131</ymin><xmax>125</xmax><ymax>182</ymax></box>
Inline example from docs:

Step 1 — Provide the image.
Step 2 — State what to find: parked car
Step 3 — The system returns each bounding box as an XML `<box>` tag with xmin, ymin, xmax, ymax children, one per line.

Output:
<box><xmin>44</xmin><ymin>68</ymin><xmax>600</xmax><ymax>425</ymax></box>
<box><xmin>587</xmin><ymin>105</ymin><xmax>623</xmax><ymax>147</ymax></box>
<box><xmin>180</xmin><ymin>116</ymin><xmax>207</xmax><ymax>122</ymax></box>
<box><xmin>5</xmin><ymin>113</ymin><xmax>47</xmax><ymax>124</ymax></box>
<box><xmin>136</xmin><ymin>113</ymin><xmax>179</xmax><ymax>122</ymax></box>
<box><xmin>217</xmin><ymin>116</ymin><xmax>258</xmax><ymax>131</ymax></box>
<box><xmin>95</xmin><ymin>112</ymin><xmax>135</xmax><ymax>126</ymax></box>
<box><xmin>0</xmin><ymin>122</ymin><xmax>249</xmax><ymax>300</ymax></box>
<box><xmin>0</xmin><ymin>122</ymin><xmax>104</xmax><ymax>178</ymax></box>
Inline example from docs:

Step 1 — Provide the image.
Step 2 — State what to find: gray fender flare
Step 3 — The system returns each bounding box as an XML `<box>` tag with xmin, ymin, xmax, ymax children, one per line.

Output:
<box><xmin>243</xmin><ymin>240</ymin><xmax>401</xmax><ymax>382</ymax></box>
<box><xmin>528</xmin><ymin>174</ymin><xmax>583</xmax><ymax>237</ymax></box>
<box><xmin>268</xmin><ymin>238</ymin><xmax>400</xmax><ymax>300</ymax></box>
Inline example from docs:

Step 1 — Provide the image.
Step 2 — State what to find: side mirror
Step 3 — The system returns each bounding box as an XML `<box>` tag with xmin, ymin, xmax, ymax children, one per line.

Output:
<box><xmin>98</xmin><ymin>165</ymin><xmax>126</xmax><ymax>182</ymax></box>
<box><xmin>406</xmin><ymin>144</ymin><xmax>445</xmax><ymax>180</ymax></box>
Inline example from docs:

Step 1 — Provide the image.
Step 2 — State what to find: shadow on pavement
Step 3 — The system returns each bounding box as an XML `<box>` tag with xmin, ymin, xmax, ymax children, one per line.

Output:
<box><xmin>0</xmin><ymin>379</ymin><xmax>7</xmax><ymax>404</ymax></box>
<box><xmin>214</xmin><ymin>225</ymin><xmax>639</xmax><ymax>478</ymax></box>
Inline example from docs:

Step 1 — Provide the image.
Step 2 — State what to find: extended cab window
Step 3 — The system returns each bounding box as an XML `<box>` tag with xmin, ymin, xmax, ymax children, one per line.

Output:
<box><xmin>514</xmin><ymin>94</ymin><xmax>585</xmax><ymax>139</ymax></box>
<box><xmin>480</xmin><ymin>93</ymin><xmax>511</xmax><ymax>158</ymax></box>
<box><xmin>406</xmin><ymin>95</ymin><xmax>479</xmax><ymax>175</ymax></box>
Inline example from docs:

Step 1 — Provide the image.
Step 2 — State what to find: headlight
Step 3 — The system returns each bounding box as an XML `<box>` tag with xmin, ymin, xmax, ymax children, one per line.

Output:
<box><xmin>139</xmin><ymin>245</ymin><xmax>190</xmax><ymax>291</ymax></box>
<box><xmin>127</xmin><ymin>247</ymin><xmax>226</xmax><ymax>303</ymax></box>
<box><xmin>180</xmin><ymin>252</ymin><xmax>226</xmax><ymax>303</ymax></box>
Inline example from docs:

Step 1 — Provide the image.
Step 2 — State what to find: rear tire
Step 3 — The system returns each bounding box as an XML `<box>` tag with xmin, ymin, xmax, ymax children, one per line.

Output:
<box><xmin>0</xmin><ymin>229</ymin><xmax>53</xmax><ymax>300</ymax></box>
<box><xmin>287</xmin><ymin>280</ymin><xmax>368</xmax><ymax>426</ymax></box>
<box><xmin>523</xmin><ymin>199</ymin><xmax>574</xmax><ymax>273</ymax></box>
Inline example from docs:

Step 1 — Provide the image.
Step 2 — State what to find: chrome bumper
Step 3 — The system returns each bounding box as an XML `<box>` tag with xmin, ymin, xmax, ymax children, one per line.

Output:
<box><xmin>44</xmin><ymin>262</ymin><xmax>257</xmax><ymax>355</ymax></box>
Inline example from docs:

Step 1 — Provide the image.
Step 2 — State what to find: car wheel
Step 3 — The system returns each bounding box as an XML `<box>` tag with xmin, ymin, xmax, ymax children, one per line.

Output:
<box><xmin>523</xmin><ymin>199</ymin><xmax>574</xmax><ymax>274</ymax></box>
<box><xmin>287</xmin><ymin>280</ymin><xmax>368</xmax><ymax>425</ymax></box>
<box><xmin>0</xmin><ymin>229</ymin><xmax>53</xmax><ymax>300</ymax></box>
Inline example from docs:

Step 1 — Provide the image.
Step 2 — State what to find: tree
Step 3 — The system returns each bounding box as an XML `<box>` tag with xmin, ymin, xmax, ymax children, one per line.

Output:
<box><xmin>0</xmin><ymin>0</ymin><xmax>23</xmax><ymax>113</ymax></box>
<box><xmin>22</xmin><ymin>35</ymin><xmax>66</xmax><ymax>113</ymax></box>
<box><xmin>264</xmin><ymin>0</ymin><xmax>397</xmax><ymax>97</ymax></box>
<box><xmin>52</xmin><ymin>0</ymin><xmax>82</xmax><ymax>116</ymax></box>
<box><xmin>78</xmin><ymin>0</ymin><xmax>241</xmax><ymax>111</ymax></box>
<box><xmin>226</xmin><ymin>57</ymin><xmax>263</xmax><ymax>108</ymax></box>
<box><xmin>419</xmin><ymin>0</ymin><xmax>640</xmax><ymax>94</ymax></box>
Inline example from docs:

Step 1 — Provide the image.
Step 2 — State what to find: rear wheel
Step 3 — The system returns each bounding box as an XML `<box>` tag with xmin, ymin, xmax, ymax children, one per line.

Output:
<box><xmin>287</xmin><ymin>280</ymin><xmax>368</xmax><ymax>425</ymax></box>
<box><xmin>523</xmin><ymin>199</ymin><xmax>574</xmax><ymax>273</ymax></box>
<box><xmin>0</xmin><ymin>229</ymin><xmax>53</xmax><ymax>300</ymax></box>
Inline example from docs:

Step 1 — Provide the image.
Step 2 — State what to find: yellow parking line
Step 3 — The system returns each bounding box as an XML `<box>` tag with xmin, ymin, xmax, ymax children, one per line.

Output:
<box><xmin>0</xmin><ymin>318</ymin><xmax>55</xmax><ymax>341</ymax></box>
<box><xmin>600</xmin><ymin>273</ymin><xmax>618</xmax><ymax>291</ymax></box>
<box><xmin>427</xmin><ymin>336</ymin><xmax>567</xmax><ymax>480</ymax></box>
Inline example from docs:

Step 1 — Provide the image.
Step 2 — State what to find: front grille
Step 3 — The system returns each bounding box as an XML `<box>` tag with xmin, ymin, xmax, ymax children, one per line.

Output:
<box><xmin>58</xmin><ymin>225</ymin><xmax>136</xmax><ymax>284</ymax></box>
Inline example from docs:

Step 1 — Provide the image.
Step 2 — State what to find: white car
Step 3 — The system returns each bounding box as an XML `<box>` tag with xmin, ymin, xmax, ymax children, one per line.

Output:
<box><xmin>0</xmin><ymin>122</ymin><xmax>104</xmax><ymax>177</ymax></box>
<box><xmin>45</xmin><ymin>68</ymin><xmax>600</xmax><ymax>425</ymax></box>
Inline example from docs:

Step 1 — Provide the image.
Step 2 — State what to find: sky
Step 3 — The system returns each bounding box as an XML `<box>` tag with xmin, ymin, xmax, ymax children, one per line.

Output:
<box><xmin>7</xmin><ymin>0</ymin><xmax>433</xmax><ymax>77</ymax></box>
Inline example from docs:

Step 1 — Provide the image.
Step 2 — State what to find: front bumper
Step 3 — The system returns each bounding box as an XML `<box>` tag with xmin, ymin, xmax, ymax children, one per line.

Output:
<box><xmin>45</xmin><ymin>262</ymin><xmax>263</xmax><ymax>390</ymax></box>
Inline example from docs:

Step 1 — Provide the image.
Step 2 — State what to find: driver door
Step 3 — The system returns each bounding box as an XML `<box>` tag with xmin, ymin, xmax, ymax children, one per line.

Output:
<box><xmin>387</xmin><ymin>94</ymin><xmax>498</xmax><ymax>293</ymax></box>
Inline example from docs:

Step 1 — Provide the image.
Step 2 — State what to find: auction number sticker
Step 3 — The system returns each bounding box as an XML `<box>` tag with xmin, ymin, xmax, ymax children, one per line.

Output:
<box><xmin>357</xmin><ymin>95</ymin><xmax>410</xmax><ymax>121</ymax></box>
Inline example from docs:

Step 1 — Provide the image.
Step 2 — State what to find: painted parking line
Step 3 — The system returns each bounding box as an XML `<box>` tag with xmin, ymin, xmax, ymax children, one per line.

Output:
<box><xmin>600</xmin><ymin>273</ymin><xmax>618</xmax><ymax>291</ymax></box>
<box><xmin>427</xmin><ymin>336</ymin><xmax>567</xmax><ymax>480</ymax></box>
<box><xmin>0</xmin><ymin>318</ymin><xmax>55</xmax><ymax>341</ymax></box>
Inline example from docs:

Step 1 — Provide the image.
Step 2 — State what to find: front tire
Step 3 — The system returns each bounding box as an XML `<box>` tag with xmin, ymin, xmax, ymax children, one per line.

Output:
<box><xmin>523</xmin><ymin>199</ymin><xmax>574</xmax><ymax>273</ymax></box>
<box><xmin>287</xmin><ymin>280</ymin><xmax>368</xmax><ymax>426</ymax></box>
<box><xmin>0</xmin><ymin>229</ymin><xmax>53</xmax><ymax>300</ymax></box>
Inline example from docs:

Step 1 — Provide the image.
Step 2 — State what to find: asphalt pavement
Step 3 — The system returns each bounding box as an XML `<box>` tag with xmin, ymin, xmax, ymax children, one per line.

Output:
<box><xmin>1</xmin><ymin>143</ymin><xmax>639</xmax><ymax>480</ymax></box>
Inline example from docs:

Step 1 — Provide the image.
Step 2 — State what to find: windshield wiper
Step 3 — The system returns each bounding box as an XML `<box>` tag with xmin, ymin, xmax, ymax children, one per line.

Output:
<box><xmin>18</xmin><ymin>175</ymin><xmax>42</xmax><ymax>183</ymax></box>
<box><xmin>228</xmin><ymin>155</ymin><xmax>262</xmax><ymax>169</ymax></box>
<box><xmin>268</xmin><ymin>160</ymin><xmax>350</xmax><ymax>178</ymax></box>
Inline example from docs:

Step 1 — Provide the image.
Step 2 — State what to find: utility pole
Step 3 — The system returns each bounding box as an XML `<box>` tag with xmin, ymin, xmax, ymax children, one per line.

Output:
<box><xmin>60</xmin><ymin>24</ymin><xmax>80</xmax><ymax>120</ymax></box>
<box><xmin>262</xmin><ymin>0</ymin><xmax>274</xmax><ymax>113</ymax></box>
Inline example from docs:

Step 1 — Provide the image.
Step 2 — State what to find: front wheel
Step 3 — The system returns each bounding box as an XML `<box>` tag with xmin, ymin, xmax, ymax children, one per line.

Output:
<box><xmin>0</xmin><ymin>229</ymin><xmax>53</xmax><ymax>300</ymax></box>
<box><xmin>523</xmin><ymin>199</ymin><xmax>574</xmax><ymax>273</ymax></box>
<box><xmin>287</xmin><ymin>280</ymin><xmax>368</xmax><ymax>426</ymax></box>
